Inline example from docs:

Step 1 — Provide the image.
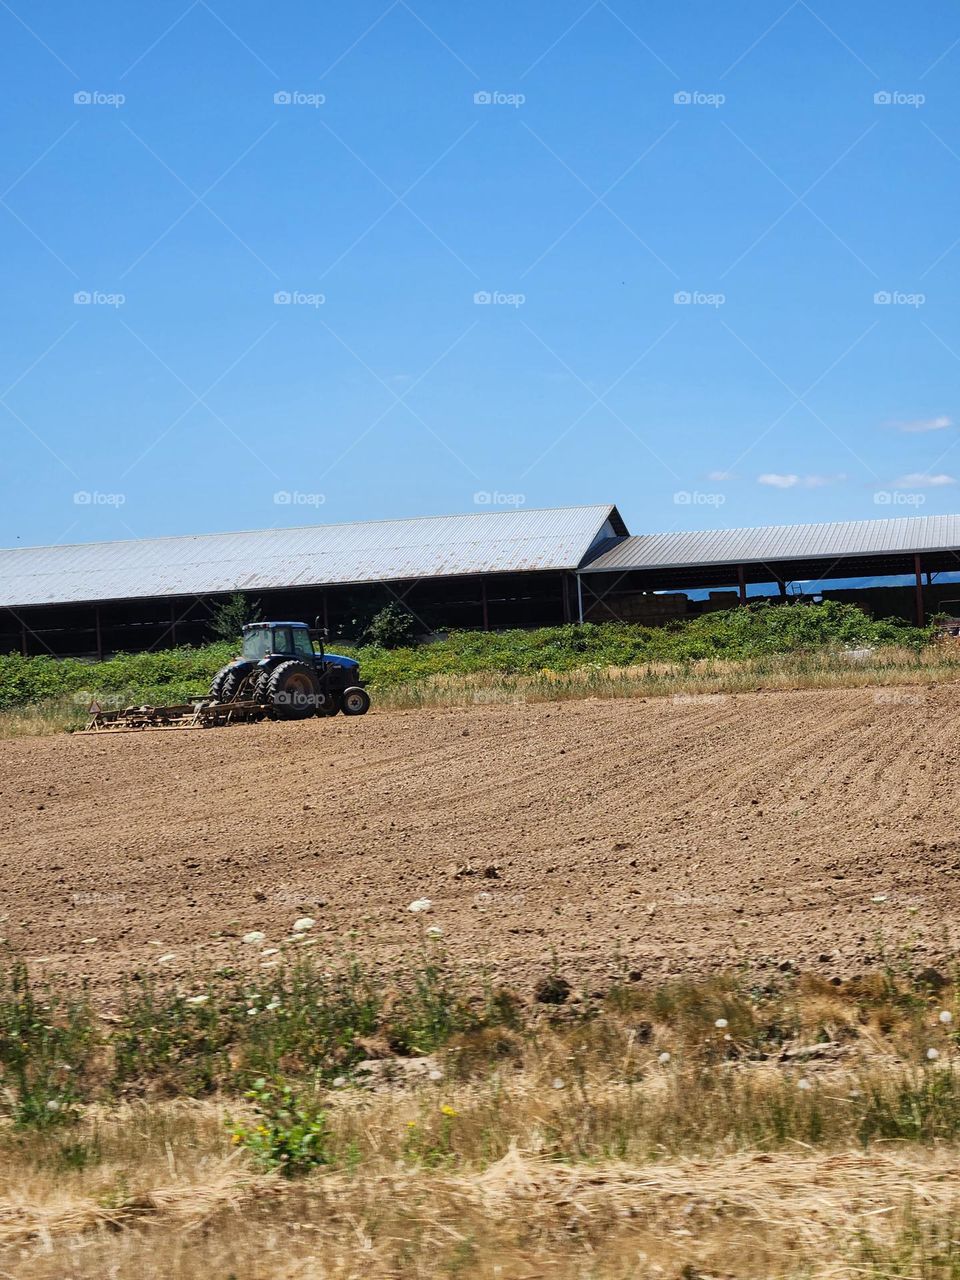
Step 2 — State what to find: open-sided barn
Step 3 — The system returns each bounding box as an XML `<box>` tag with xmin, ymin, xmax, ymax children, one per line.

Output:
<box><xmin>2</xmin><ymin>506</ymin><xmax>960</xmax><ymax>656</ymax></box>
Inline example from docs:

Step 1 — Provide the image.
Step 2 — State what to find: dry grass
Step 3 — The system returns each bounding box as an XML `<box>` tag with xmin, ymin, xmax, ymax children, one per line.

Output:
<box><xmin>4</xmin><ymin>1097</ymin><xmax>960</xmax><ymax>1278</ymax></box>
<box><xmin>365</xmin><ymin>644</ymin><xmax>960</xmax><ymax>711</ymax></box>
<box><xmin>2</xmin><ymin>643</ymin><xmax>960</xmax><ymax>737</ymax></box>
<box><xmin>4</xmin><ymin>965</ymin><xmax>960</xmax><ymax>1277</ymax></box>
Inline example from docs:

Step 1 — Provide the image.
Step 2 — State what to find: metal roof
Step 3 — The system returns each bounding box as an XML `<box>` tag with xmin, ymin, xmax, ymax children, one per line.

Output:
<box><xmin>581</xmin><ymin>514</ymin><xmax>960</xmax><ymax>574</ymax></box>
<box><xmin>0</xmin><ymin>505</ymin><xmax>625</xmax><ymax>609</ymax></box>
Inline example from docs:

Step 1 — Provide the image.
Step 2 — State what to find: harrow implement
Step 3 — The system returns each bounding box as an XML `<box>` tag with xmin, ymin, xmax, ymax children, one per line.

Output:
<box><xmin>80</xmin><ymin>699</ymin><xmax>270</xmax><ymax>734</ymax></box>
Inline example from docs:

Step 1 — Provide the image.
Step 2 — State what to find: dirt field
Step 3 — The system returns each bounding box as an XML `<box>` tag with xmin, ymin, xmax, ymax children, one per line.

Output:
<box><xmin>1</xmin><ymin>684</ymin><xmax>958</xmax><ymax>995</ymax></box>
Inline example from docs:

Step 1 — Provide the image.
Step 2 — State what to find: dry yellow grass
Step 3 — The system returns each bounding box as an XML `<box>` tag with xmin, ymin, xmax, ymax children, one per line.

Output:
<box><xmin>3</xmin><ymin>1100</ymin><xmax>960</xmax><ymax>1279</ymax></box>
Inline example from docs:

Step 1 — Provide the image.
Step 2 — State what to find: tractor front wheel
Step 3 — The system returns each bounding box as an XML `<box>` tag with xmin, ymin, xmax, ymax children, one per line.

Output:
<box><xmin>266</xmin><ymin>660</ymin><xmax>321</xmax><ymax>720</ymax></box>
<box><xmin>342</xmin><ymin>686</ymin><xmax>370</xmax><ymax>716</ymax></box>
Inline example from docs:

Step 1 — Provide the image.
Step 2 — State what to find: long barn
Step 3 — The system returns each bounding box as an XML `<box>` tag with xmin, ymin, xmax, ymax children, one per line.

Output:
<box><xmin>2</xmin><ymin>506</ymin><xmax>960</xmax><ymax>657</ymax></box>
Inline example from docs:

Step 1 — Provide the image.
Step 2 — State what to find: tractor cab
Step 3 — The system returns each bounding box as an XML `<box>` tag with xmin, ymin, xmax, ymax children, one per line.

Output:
<box><xmin>242</xmin><ymin>621</ymin><xmax>315</xmax><ymax>662</ymax></box>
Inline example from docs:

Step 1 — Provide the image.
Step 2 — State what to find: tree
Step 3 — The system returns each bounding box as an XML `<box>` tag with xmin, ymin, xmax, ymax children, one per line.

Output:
<box><xmin>365</xmin><ymin>603</ymin><xmax>418</xmax><ymax>649</ymax></box>
<box><xmin>210</xmin><ymin>592</ymin><xmax>262</xmax><ymax>642</ymax></box>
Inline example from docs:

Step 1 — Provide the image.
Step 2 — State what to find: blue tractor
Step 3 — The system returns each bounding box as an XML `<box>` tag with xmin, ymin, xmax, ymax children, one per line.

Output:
<box><xmin>209</xmin><ymin>621</ymin><xmax>370</xmax><ymax>720</ymax></box>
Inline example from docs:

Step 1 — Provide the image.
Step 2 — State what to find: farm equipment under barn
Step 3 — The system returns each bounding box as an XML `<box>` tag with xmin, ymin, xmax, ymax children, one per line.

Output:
<box><xmin>80</xmin><ymin>621</ymin><xmax>370</xmax><ymax>734</ymax></box>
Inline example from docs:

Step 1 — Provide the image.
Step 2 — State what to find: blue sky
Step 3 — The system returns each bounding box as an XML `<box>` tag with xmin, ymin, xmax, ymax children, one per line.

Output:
<box><xmin>2</xmin><ymin>0</ymin><xmax>959</xmax><ymax>549</ymax></box>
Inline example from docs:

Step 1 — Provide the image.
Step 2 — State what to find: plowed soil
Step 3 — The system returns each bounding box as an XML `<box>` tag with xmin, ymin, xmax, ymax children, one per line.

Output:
<box><xmin>1</xmin><ymin>686</ymin><xmax>958</xmax><ymax>996</ymax></box>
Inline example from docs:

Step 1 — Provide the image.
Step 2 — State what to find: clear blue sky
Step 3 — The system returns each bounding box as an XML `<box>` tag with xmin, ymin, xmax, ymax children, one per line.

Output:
<box><xmin>2</xmin><ymin>0</ymin><xmax>959</xmax><ymax>549</ymax></box>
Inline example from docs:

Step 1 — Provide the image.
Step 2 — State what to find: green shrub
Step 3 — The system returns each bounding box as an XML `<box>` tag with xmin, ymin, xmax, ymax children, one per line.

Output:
<box><xmin>365</xmin><ymin>603</ymin><xmax>418</xmax><ymax>649</ymax></box>
<box><xmin>229</xmin><ymin>1077</ymin><xmax>331</xmax><ymax>1175</ymax></box>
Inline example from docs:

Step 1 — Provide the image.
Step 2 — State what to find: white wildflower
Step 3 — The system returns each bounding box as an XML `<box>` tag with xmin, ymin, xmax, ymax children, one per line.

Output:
<box><xmin>797</xmin><ymin>1078</ymin><xmax>812</xmax><ymax>1091</ymax></box>
<box><xmin>714</xmin><ymin>1018</ymin><xmax>728</xmax><ymax>1029</ymax></box>
<box><xmin>658</xmin><ymin>1051</ymin><xmax>671</xmax><ymax>1064</ymax></box>
<box><xmin>332</xmin><ymin>1077</ymin><xmax>347</xmax><ymax>1088</ymax></box>
<box><xmin>409</xmin><ymin>899</ymin><xmax>432</xmax><ymax>913</ymax></box>
<box><xmin>242</xmin><ymin>931</ymin><xmax>266</xmax><ymax>945</ymax></box>
<box><xmin>927</xmin><ymin>1047</ymin><xmax>940</xmax><ymax>1061</ymax></box>
<box><xmin>292</xmin><ymin>917</ymin><xmax>315</xmax><ymax>932</ymax></box>
<box><xmin>46</xmin><ymin>1100</ymin><xmax>60</xmax><ymax>1112</ymax></box>
<box><xmin>939</xmin><ymin>1010</ymin><xmax>953</xmax><ymax>1025</ymax></box>
<box><xmin>552</xmin><ymin>1078</ymin><xmax>566</xmax><ymax>1090</ymax></box>
<box><xmin>186</xmin><ymin>995</ymin><xmax>209</xmax><ymax>1006</ymax></box>
<box><xmin>428</xmin><ymin>1068</ymin><xmax>443</xmax><ymax>1082</ymax></box>
<box><xmin>426</xmin><ymin>925</ymin><xmax>444</xmax><ymax>938</ymax></box>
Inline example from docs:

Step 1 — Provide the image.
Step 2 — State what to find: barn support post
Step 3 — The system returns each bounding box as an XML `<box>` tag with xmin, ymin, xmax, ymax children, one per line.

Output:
<box><xmin>576</xmin><ymin>574</ymin><xmax>584</xmax><ymax>623</ymax></box>
<box><xmin>776</xmin><ymin>577</ymin><xmax>787</xmax><ymax>599</ymax></box>
<box><xmin>95</xmin><ymin>606</ymin><xmax>103</xmax><ymax>662</ymax></box>
<box><xmin>322</xmin><ymin>587</ymin><xmax>329</xmax><ymax>634</ymax></box>
<box><xmin>480</xmin><ymin>578</ymin><xmax>489</xmax><ymax>630</ymax></box>
<box><xmin>737</xmin><ymin>565</ymin><xmax>747</xmax><ymax>606</ymax></box>
<box><xmin>169</xmin><ymin>600</ymin><xmax>178</xmax><ymax>648</ymax></box>
<box><xmin>20</xmin><ymin>618</ymin><xmax>28</xmax><ymax>657</ymax></box>
<box><xmin>914</xmin><ymin>554</ymin><xmax>925</xmax><ymax>626</ymax></box>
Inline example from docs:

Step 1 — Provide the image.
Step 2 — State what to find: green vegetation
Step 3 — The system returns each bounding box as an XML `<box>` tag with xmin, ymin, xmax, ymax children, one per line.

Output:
<box><xmin>363</xmin><ymin>601</ymin><xmax>418</xmax><ymax>649</ymax></box>
<box><xmin>229</xmin><ymin>1077</ymin><xmax>332</xmax><ymax>1175</ymax></box>
<box><xmin>3</xmin><ymin>947</ymin><xmax>960</xmax><ymax>1161</ymax></box>
<box><xmin>0</xmin><ymin>601</ymin><xmax>935</xmax><ymax>716</ymax></box>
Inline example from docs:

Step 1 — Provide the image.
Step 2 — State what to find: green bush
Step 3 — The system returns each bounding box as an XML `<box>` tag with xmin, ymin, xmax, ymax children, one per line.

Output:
<box><xmin>229</xmin><ymin>1077</ymin><xmax>331</xmax><ymax>1176</ymax></box>
<box><xmin>364</xmin><ymin>603</ymin><xmax>418</xmax><ymax>649</ymax></box>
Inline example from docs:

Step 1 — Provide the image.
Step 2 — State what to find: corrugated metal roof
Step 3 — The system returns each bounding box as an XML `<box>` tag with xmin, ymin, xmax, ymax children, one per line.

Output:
<box><xmin>0</xmin><ymin>506</ymin><xmax>623</xmax><ymax>608</ymax></box>
<box><xmin>582</xmin><ymin>514</ymin><xmax>960</xmax><ymax>574</ymax></box>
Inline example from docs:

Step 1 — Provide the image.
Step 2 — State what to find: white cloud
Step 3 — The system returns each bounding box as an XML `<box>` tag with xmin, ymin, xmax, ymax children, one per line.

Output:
<box><xmin>895</xmin><ymin>472</ymin><xmax>956</xmax><ymax>487</ymax></box>
<box><xmin>891</xmin><ymin>415</ymin><xmax>952</xmax><ymax>433</ymax></box>
<box><xmin>757</xmin><ymin>473</ymin><xmax>846</xmax><ymax>489</ymax></box>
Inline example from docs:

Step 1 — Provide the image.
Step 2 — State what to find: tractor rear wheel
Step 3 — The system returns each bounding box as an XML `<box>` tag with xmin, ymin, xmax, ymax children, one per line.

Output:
<box><xmin>342</xmin><ymin>686</ymin><xmax>370</xmax><ymax>716</ymax></box>
<box><xmin>220</xmin><ymin>665</ymin><xmax>253</xmax><ymax>702</ymax></box>
<box><xmin>265</xmin><ymin>660</ymin><xmax>320</xmax><ymax>720</ymax></box>
<box><xmin>209</xmin><ymin>665</ymin><xmax>233</xmax><ymax>701</ymax></box>
<box><xmin>251</xmin><ymin>667</ymin><xmax>273</xmax><ymax>703</ymax></box>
